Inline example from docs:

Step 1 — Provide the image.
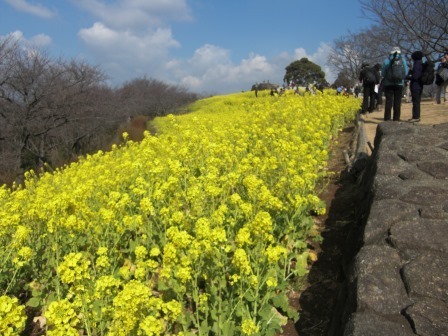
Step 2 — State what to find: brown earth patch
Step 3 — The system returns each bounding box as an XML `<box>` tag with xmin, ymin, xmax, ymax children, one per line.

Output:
<box><xmin>279</xmin><ymin>123</ymin><xmax>359</xmax><ymax>336</ymax></box>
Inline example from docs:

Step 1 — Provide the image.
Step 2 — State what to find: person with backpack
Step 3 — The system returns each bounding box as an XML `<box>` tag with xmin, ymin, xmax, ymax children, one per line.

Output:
<box><xmin>407</xmin><ymin>51</ymin><xmax>424</xmax><ymax>122</ymax></box>
<box><xmin>381</xmin><ymin>47</ymin><xmax>409</xmax><ymax>121</ymax></box>
<box><xmin>435</xmin><ymin>51</ymin><xmax>448</xmax><ymax>104</ymax></box>
<box><xmin>359</xmin><ymin>62</ymin><xmax>379</xmax><ymax>114</ymax></box>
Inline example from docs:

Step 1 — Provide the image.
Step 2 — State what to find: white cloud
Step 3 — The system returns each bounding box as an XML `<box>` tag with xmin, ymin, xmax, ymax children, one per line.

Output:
<box><xmin>2</xmin><ymin>31</ymin><xmax>52</xmax><ymax>48</ymax></box>
<box><xmin>89</xmin><ymin>40</ymin><xmax>335</xmax><ymax>94</ymax></box>
<box><xmin>168</xmin><ymin>42</ymin><xmax>337</xmax><ymax>94</ymax></box>
<box><xmin>29</xmin><ymin>34</ymin><xmax>52</xmax><ymax>47</ymax></box>
<box><xmin>74</xmin><ymin>0</ymin><xmax>193</xmax><ymax>86</ymax></box>
<box><xmin>79</xmin><ymin>22</ymin><xmax>180</xmax><ymax>59</ymax></box>
<box><xmin>75</xmin><ymin>0</ymin><xmax>192</xmax><ymax>30</ymax></box>
<box><xmin>78</xmin><ymin>22</ymin><xmax>180</xmax><ymax>83</ymax></box>
<box><xmin>189</xmin><ymin>44</ymin><xmax>231</xmax><ymax>68</ymax></box>
<box><xmin>292</xmin><ymin>47</ymin><xmax>309</xmax><ymax>60</ymax></box>
<box><xmin>281</xmin><ymin>43</ymin><xmax>337</xmax><ymax>84</ymax></box>
<box><xmin>4</xmin><ymin>0</ymin><xmax>56</xmax><ymax>19</ymax></box>
<box><xmin>72</xmin><ymin>0</ymin><xmax>335</xmax><ymax>93</ymax></box>
<box><xmin>166</xmin><ymin>45</ymin><xmax>277</xmax><ymax>94</ymax></box>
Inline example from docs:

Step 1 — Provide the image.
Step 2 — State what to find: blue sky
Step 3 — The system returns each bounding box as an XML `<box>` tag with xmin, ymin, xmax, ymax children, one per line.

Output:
<box><xmin>0</xmin><ymin>0</ymin><xmax>372</xmax><ymax>94</ymax></box>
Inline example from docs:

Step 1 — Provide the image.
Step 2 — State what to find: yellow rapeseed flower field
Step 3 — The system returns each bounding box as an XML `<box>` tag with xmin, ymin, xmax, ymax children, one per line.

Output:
<box><xmin>0</xmin><ymin>89</ymin><xmax>359</xmax><ymax>335</ymax></box>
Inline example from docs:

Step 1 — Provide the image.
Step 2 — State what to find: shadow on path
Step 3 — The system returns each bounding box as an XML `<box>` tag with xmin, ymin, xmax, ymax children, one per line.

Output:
<box><xmin>278</xmin><ymin>124</ymin><xmax>361</xmax><ymax>336</ymax></box>
<box><xmin>295</xmin><ymin>168</ymin><xmax>358</xmax><ymax>336</ymax></box>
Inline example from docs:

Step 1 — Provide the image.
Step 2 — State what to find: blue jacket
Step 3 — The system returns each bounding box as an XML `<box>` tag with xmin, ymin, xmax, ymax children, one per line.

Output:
<box><xmin>381</xmin><ymin>53</ymin><xmax>409</xmax><ymax>86</ymax></box>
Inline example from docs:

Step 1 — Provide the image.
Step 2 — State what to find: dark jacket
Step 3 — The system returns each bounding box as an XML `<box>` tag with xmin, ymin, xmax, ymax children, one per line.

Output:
<box><xmin>410</xmin><ymin>59</ymin><xmax>423</xmax><ymax>91</ymax></box>
<box><xmin>359</xmin><ymin>66</ymin><xmax>379</xmax><ymax>87</ymax></box>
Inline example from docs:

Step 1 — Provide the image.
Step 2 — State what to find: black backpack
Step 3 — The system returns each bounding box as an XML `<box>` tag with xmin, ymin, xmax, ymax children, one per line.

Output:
<box><xmin>363</xmin><ymin>67</ymin><xmax>378</xmax><ymax>85</ymax></box>
<box><xmin>420</xmin><ymin>59</ymin><xmax>435</xmax><ymax>85</ymax></box>
<box><xmin>386</xmin><ymin>55</ymin><xmax>405</xmax><ymax>82</ymax></box>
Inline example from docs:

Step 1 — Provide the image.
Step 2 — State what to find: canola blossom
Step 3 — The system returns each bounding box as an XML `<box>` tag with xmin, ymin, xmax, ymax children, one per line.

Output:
<box><xmin>0</xmin><ymin>90</ymin><xmax>359</xmax><ymax>335</ymax></box>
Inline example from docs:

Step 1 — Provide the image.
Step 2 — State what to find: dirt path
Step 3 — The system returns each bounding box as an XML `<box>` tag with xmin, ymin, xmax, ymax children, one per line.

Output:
<box><xmin>361</xmin><ymin>99</ymin><xmax>448</xmax><ymax>155</ymax></box>
<box><xmin>280</xmin><ymin>123</ymin><xmax>360</xmax><ymax>336</ymax></box>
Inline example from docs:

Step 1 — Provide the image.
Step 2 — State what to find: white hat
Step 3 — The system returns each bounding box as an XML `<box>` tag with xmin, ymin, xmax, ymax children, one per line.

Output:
<box><xmin>390</xmin><ymin>47</ymin><xmax>401</xmax><ymax>54</ymax></box>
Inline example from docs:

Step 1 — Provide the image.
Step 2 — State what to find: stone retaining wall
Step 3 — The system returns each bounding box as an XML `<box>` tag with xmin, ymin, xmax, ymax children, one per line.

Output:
<box><xmin>331</xmin><ymin>122</ymin><xmax>448</xmax><ymax>336</ymax></box>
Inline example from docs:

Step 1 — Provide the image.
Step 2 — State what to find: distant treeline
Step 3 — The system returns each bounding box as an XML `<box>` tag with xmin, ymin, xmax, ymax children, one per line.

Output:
<box><xmin>0</xmin><ymin>37</ymin><xmax>200</xmax><ymax>186</ymax></box>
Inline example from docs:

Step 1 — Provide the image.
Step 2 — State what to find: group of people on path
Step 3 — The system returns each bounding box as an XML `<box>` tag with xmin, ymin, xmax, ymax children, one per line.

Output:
<box><xmin>359</xmin><ymin>48</ymin><xmax>448</xmax><ymax>122</ymax></box>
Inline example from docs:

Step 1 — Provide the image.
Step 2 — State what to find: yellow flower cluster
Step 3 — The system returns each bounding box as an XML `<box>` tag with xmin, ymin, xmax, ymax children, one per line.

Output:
<box><xmin>232</xmin><ymin>248</ymin><xmax>252</xmax><ymax>275</ymax></box>
<box><xmin>108</xmin><ymin>280</ymin><xmax>181</xmax><ymax>335</ymax></box>
<box><xmin>12</xmin><ymin>246</ymin><xmax>33</xmax><ymax>268</ymax></box>
<box><xmin>45</xmin><ymin>299</ymin><xmax>80</xmax><ymax>336</ymax></box>
<box><xmin>0</xmin><ymin>296</ymin><xmax>26</xmax><ymax>336</ymax></box>
<box><xmin>94</xmin><ymin>275</ymin><xmax>122</xmax><ymax>299</ymax></box>
<box><xmin>95</xmin><ymin>247</ymin><xmax>111</xmax><ymax>270</ymax></box>
<box><xmin>58</xmin><ymin>252</ymin><xmax>91</xmax><ymax>285</ymax></box>
<box><xmin>0</xmin><ymin>90</ymin><xmax>359</xmax><ymax>335</ymax></box>
<box><xmin>265</xmin><ymin>245</ymin><xmax>288</xmax><ymax>264</ymax></box>
<box><xmin>241</xmin><ymin>318</ymin><xmax>260</xmax><ymax>335</ymax></box>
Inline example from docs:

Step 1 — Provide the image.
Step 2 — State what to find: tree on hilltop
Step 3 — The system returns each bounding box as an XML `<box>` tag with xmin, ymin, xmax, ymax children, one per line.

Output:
<box><xmin>332</xmin><ymin>71</ymin><xmax>353</xmax><ymax>89</ymax></box>
<box><xmin>283</xmin><ymin>58</ymin><xmax>326</xmax><ymax>86</ymax></box>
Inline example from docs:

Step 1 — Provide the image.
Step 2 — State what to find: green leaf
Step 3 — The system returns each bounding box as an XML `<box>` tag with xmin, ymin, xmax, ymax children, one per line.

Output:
<box><xmin>26</xmin><ymin>297</ymin><xmax>41</xmax><ymax>308</ymax></box>
<box><xmin>272</xmin><ymin>294</ymin><xmax>288</xmax><ymax>311</ymax></box>
<box><xmin>199</xmin><ymin>320</ymin><xmax>211</xmax><ymax>334</ymax></box>
<box><xmin>157</xmin><ymin>278</ymin><xmax>169</xmax><ymax>291</ymax></box>
<box><xmin>272</xmin><ymin>294</ymin><xmax>299</xmax><ymax>321</ymax></box>
<box><xmin>294</xmin><ymin>252</ymin><xmax>309</xmax><ymax>277</ymax></box>
<box><xmin>210</xmin><ymin>284</ymin><xmax>218</xmax><ymax>296</ymax></box>
<box><xmin>45</xmin><ymin>292</ymin><xmax>57</xmax><ymax>306</ymax></box>
<box><xmin>258</xmin><ymin>304</ymin><xmax>273</xmax><ymax>320</ymax></box>
<box><xmin>244</xmin><ymin>291</ymin><xmax>257</xmax><ymax>302</ymax></box>
<box><xmin>210</xmin><ymin>308</ymin><xmax>218</xmax><ymax>321</ymax></box>
<box><xmin>220</xmin><ymin>321</ymin><xmax>235</xmax><ymax>336</ymax></box>
<box><xmin>31</xmin><ymin>290</ymin><xmax>42</xmax><ymax>298</ymax></box>
<box><xmin>234</xmin><ymin>304</ymin><xmax>244</xmax><ymax>317</ymax></box>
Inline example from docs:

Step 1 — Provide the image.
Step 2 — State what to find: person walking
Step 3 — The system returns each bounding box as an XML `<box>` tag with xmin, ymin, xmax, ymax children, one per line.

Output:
<box><xmin>435</xmin><ymin>51</ymin><xmax>448</xmax><ymax>104</ymax></box>
<box><xmin>373</xmin><ymin>63</ymin><xmax>382</xmax><ymax>110</ymax></box>
<box><xmin>381</xmin><ymin>47</ymin><xmax>409</xmax><ymax>121</ymax></box>
<box><xmin>359</xmin><ymin>62</ymin><xmax>379</xmax><ymax>114</ymax></box>
<box><xmin>354</xmin><ymin>85</ymin><xmax>360</xmax><ymax>98</ymax></box>
<box><xmin>404</xmin><ymin>80</ymin><xmax>411</xmax><ymax>103</ymax></box>
<box><xmin>408</xmin><ymin>51</ymin><xmax>424</xmax><ymax>122</ymax></box>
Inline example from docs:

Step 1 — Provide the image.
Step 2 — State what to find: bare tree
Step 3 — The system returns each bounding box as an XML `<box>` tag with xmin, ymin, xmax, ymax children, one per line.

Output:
<box><xmin>360</xmin><ymin>0</ymin><xmax>448</xmax><ymax>58</ymax></box>
<box><xmin>0</xmin><ymin>38</ymin><xmax>199</xmax><ymax>186</ymax></box>
<box><xmin>116</xmin><ymin>77</ymin><xmax>198</xmax><ymax>118</ymax></box>
<box><xmin>327</xmin><ymin>0</ymin><xmax>447</xmax><ymax>85</ymax></box>
<box><xmin>327</xmin><ymin>29</ymin><xmax>388</xmax><ymax>86</ymax></box>
<box><xmin>0</xmin><ymin>39</ymin><xmax>108</xmax><ymax>180</ymax></box>
<box><xmin>327</xmin><ymin>33</ymin><xmax>366</xmax><ymax>86</ymax></box>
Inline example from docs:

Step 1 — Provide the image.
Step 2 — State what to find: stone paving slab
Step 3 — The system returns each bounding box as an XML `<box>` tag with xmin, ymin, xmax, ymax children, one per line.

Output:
<box><xmin>343</xmin><ymin>311</ymin><xmax>415</xmax><ymax>336</ymax></box>
<box><xmin>336</xmin><ymin>111</ymin><xmax>448</xmax><ymax>335</ymax></box>
<box><xmin>404</xmin><ymin>297</ymin><xmax>448</xmax><ymax>336</ymax></box>
<box><xmin>360</xmin><ymin>99</ymin><xmax>448</xmax><ymax>155</ymax></box>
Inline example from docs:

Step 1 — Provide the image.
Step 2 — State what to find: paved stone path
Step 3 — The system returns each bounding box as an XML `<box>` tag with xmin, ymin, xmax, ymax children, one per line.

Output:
<box><xmin>332</xmin><ymin>99</ymin><xmax>448</xmax><ymax>335</ymax></box>
<box><xmin>360</xmin><ymin>99</ymin><xmax>448</xmax><ymax>155</ymax></box>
